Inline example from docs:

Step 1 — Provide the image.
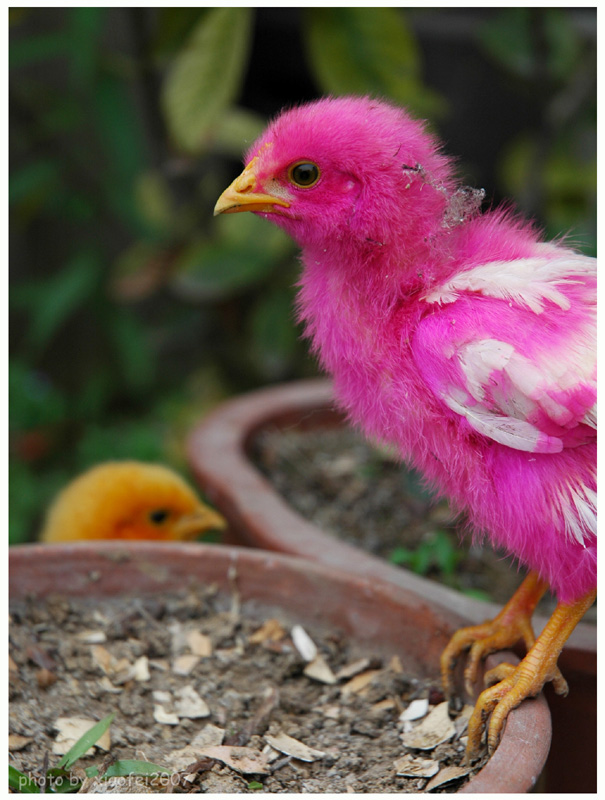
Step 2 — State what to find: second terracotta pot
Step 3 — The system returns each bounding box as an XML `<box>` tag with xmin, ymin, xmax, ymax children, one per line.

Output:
<box><xmin>186</xmin><ymin>378</ymin><xmax>596</xmax><ymax>793</ymax></box>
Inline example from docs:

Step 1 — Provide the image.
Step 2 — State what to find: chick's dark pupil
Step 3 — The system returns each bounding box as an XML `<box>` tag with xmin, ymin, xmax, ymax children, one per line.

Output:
<box><xmin>149</xmin><ymin>509</ymin><xmax>169</xmax><ymax>524</ymax></box>
<box><xmin>292</xmin><ymin>163</ymin><xmax>318</xmax><ymax>186</ymax></box>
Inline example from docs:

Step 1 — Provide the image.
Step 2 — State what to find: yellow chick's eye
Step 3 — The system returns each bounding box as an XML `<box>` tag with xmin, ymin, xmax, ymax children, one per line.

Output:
<box><xmin>149</xmin><ymin>509</ymin><xmax>170</xmax><ymax>524</ymax></box>
<box><xmin>288</xmin><ymin>161</ymin><xmax>320</xmax><ymax>188</ymax></box>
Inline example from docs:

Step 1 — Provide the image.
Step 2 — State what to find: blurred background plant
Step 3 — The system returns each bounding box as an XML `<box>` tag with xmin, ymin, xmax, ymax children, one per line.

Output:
<box><xmin>10</xmin><ymin>7</ymin><xmax>596</xmax><ymax>544</ymax></box>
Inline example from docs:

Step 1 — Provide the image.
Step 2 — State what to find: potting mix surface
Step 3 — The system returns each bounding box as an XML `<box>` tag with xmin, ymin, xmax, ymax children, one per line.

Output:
<box><xmin>252</xmin><ymin>425</ymin><xmax>595</xmax><ymax>621</ymax></box>
<box><xmin>10</xmin><ymin>585</ymin><xmax>488</xmax><ymax>793</ymax></box>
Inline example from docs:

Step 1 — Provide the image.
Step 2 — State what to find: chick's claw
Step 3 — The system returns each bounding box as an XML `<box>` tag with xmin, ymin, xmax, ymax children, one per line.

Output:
<box><xmin>463</xmin><ymin>586</ymin><xmax>596</xmax><ymax>760</ymax></box>
<box><xmin>441</xmin><ymin>571</ymin><xmax>549</xmax><ymax>700</ymax></box>
<box><xmin>467</xmin><ymin>651</ymin><xmax>561</xmax><ymax>761</ymax></box>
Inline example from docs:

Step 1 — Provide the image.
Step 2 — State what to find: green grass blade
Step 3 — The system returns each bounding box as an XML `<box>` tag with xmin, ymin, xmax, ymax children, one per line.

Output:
<box><xmin>56</xmin><ymin>712</ymin><xmax>115</xmax><ymax>770</ymax></box>
<box><xmin>103</xmin><ymin>760</ymin><xmax>171</xmax><ymax>778</ymax></box>
<box><xmin>9</xmin><ymin>765</ymin><xmax>40</xmax><ymax>793</ymax></box>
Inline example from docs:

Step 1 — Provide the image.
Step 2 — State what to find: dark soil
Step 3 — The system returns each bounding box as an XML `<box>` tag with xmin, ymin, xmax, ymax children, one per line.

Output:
<box><xmin>9</xmin><ymin>587</ymin><xmax>488</xmax><ymax>793</ymax></box>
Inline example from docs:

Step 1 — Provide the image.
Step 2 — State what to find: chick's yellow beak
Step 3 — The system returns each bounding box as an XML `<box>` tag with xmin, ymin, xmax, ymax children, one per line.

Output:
<box><xmin>214</xmin><ymin>156</ymin><xmax>290</xmax><ymax>216</ymax></box>
<box><xmin>173</xmin><ymin>506</ymin><xmax>227</xmax><ymax>540</ymax></box>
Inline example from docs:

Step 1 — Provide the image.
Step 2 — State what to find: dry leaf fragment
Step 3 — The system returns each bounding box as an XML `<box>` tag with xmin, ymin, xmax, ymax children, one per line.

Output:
<box><xmin>303</xmin><ymin>654</ymin><xmax>337</xmax><ymax>684</ymax></box>
<box><xmin>399</xmin><ymin>697</ymin><xmax>429</xmax><ymax>722</ymax></box>
<box><xmin>400</xmin><ymin>701</ymin><xmax>455</xmax><ymax>750</ymax></box>
<box><xmin>388</xmin><ymin>655</ymin><xmax>404</xmax><ymax>673</ymax></box>
<box><xmin>425</xmin><ymin>764</ymin><xmax>471</xmax><ymax>791</ymax></box>
<box><xmin>195</xmin><ymin>745</ymin><xmax>270</xmax><ymax>775</ymax></box>
<box><xmin>149</xmin><ymin>658</ymin><xmax>169</xmax><ymax>672</ymax></box>
<box><xmin>133</xmin><ymin>655</ymin><xmax>150</xmax><ymax>682</ymax></box>
<box><xmin>174</xmin><ymin>685</ymin><xmax>210</xmax><ymax>719</ymax></box>
<box><xmin>370</xmin><ymin>698</ymin><xmax>397</xmax><ymax>714</ymax></box>
<box><xmin>394</xmin><ymin>754</ymin><xmax>440</xmax><ymax>778</ymax></box>
<box><xmin>335</xmin><ymin>657</ymin><xmax>372</xmax><ymax>680</ymax></box>
<box><xmin>98</xmin><ymin>676</ymin><xmax>123</xmax><ymax>694</ymax></box>
<box><xmin>77</xmin><ymin>629</ymin><xmax>107</xmax><ymax>644</ymax></box>
<box><xmin>166</xmin><ymin>725</ymin><xmax>226</xmax><ymax>771</ymax></box>
<box><xmin>8</xmin><ymin>734</ymin><xmax>33</xmax><ymax>751</ymax></box>
<box><xmin>172</xmin><ymin>654</ymin><xmax>200</xmax><ymax>676</ymax></box>
<box><xmin>186</xmin><ymin>630</ymin><xmax>213</xmax><ymax>657</ymax></box>
<box><xmin>340</xmin><ymin>669</ymin><xmax>382</xmax><ymax>695</ymax></box>
<box><xmin>52</xmin><ymin>717</ymin><xmax>110</xmax><ymax>756</ymax></box>
<box><xmin>249</xmin><ymin>618</ymin><xmax>286</xmax><ymax>644</ymax></box>
<box><xmin>291</xmin><ymin>625</ymin><xmax>318</xmax><ymax>662</ymax></box>
<box><xmin>453</xmin><ymin>704</ymin><xmax>474</xmax><ymax>737</ymax></box>
<box><xmin>264</xmin><ymin>732</ymin><xmax>326</xmax><ymax>762</ymax></box>
<box><xmin>169</xmin><ymin>620</ymin><xmax>187</xmax><ymax>654</ymax></box>
<box><xmin>191</xmin><ymin>724</ymin><xmax>225</xmax><ymax>748</ymax></box>
<box><xmin>9</xmin><ymin>654</ymin><xmax>19</xmax><ymax>673</ymax></box>
<box><xmin>153</xmin><ymin>704</ymin><xmax>179</xmax><ymax>726</ymax></box>
<box><xmin>90</xmin><ymin>645</ymin><xmax>114</xmax><ymax>674</ymax></box>
<box><xmin>262</xmin><ymin>743</ymin><xmax>282</xmax><ymax>763</ymax></box>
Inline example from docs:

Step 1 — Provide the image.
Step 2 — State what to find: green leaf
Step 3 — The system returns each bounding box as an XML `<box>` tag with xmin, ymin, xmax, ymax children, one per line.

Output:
<box><xmin>46</xmin><ymin>767</ymin><xmax>82</xmax><ymax>793</ymax></box>
<box><xmin>9</xmin><ymin>359</ymin><xmax>67</xmax><ymax>431</ymax></box>
<box><xmin>174</xmin><ymin>239</ymin><xmax>276</xmax><ymax>301</ymax></box>
<box><xmin>389</xmin><ymin>546</ymin><xmax>413</xmax><ymax>566</ymax></box>
<box><xmin>103</xmin><ymin>760</ymin><xmax>171</xmax><ymax>779</ymax></box>
<box><xmin>247</xmin><ymin>780</ymin><xmax>264</xmax><ymax>790</ymax></box>
<box><xmin>248</xmin><ymin>289</ymin><xmax>299</xmax><ymax>380</ymax></box>
<box><xmin>478</xmin><ymin>9</ymin><xmax>534</xmax><ymax>78</ymax></box>
<box><xmin>162</xmin><ymin>7</ymin><xmax>253</xmax><ymax>154</ymax></box>
<box><xmin>151</xmin><ymin>7</ymin><xmax>206</xmax><ymax>59</ymax></box>
<box><xmin>93</xmin><ymin>73</ymin><xmax>149</xmax><ymax>234</ymax></box>
<box><xmin>57</xmin><ymin>713</ymin><xmax>115</xmax><ymax>770</ymax></box>
<box><xmin>462</xmin><ymin>587</ymin><xmax>492</xmax><ymax>603</ymax></box>
<box><xmin>9</xmin><ymin>461</ymin><xmax>69</xmax><ymax>545</ymax></box>
<box><xmin>479</xmin><ymin>8</ymin><xmax>582</xmax><ymax>82</ymax></box>
<box><xmin>209</xmin><ymin>107</ymin><xmax>267</xmax><ymax>156</ymax></box>
<box><xmin>304</xmin><ymin>8</ymin><xmax>444</xmax><ymax>117</ymax></box>
<box><xmin>134</xmin><ymin>171</ymin><xmax>177</xmax><ymax>235</ymax></box>
<box><xmin>214</xmin><ymin>210</ymin><xmax>292</xmax><ymax>259</ymax></box>
<box><xmin>67</xmin><ymin>7</ymin><xmax>106</xmax><ymax>88</ymax></box>
<box><xmin>9</xmin><ymin>31</ymin><xmax>68</xmax><ymax>69</ymax></box>
<box><xmin>8</xmin><ymin>765</ymin><xmax>40</xmax><ymax>793</ymax></box>
<box><xmin>75</xmin><ymin>418</ymin><xmax>165</xmax><ymax>466</ymax></box>
<box><xmin>107</xmin><ymin>310</ymin><xmax>155</xmax><ymax>393</ymax></box>
<box><xmin>21</xmin><ymin>249</ymin><xmax>102</xmax><ymax>353</ymax></box>
<box><xmin>173</xmin><ymin>214</ymin><xmax>292</xmax><ymax>301</ymax></box>
<box><xmin>410</xmin><ymin>543</ymin><xmax>433</xmax><ymax>576</ymax></box>
<box><xmin>9</xmin><ymin>160</ymin><xmax>60</xmax><ymax>207</ymax></box>
<box><xmin>431</xmin><ymin>530</ymin><xmax>461</xmax><ymax>576</ymax></box>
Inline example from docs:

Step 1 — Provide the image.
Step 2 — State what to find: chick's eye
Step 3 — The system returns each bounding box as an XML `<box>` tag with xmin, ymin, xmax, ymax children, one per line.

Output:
<box><xmin>288</xmin><ymin>161</ymin><xmax>320</xmax><ymax>188</ymax></box>
<box><xmin>149</xmin><ymin>509</ymin><xmax>169</xmax><ymax>524</ymax></box>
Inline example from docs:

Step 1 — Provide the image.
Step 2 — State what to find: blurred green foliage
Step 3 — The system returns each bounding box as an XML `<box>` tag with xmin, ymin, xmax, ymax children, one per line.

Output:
<box><xmin>9</xmin><ymin>8</ymin><xmax>595</xmax><ymax>544</ymax></box>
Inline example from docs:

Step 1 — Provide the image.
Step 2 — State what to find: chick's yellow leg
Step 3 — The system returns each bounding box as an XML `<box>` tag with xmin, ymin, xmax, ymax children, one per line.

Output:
<box><xmin>441</xmin><ymin>571</ymin><xmax>548</xmax><ymax>700</ymax></box>
<box><xmin>466</xmin><ymin>588</ymin><xmax>595</xmax><ymax>760</ymax></box>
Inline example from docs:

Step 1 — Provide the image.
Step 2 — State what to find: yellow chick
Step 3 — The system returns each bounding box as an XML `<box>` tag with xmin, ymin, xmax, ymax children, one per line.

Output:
<box><xmin>40</xmin><ymin>461</ymin><xmax>226</xmax><ymax>542</ymax></box>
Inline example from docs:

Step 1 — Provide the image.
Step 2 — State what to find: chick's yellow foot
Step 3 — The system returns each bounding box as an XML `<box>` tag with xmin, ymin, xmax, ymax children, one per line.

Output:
<box><xmin>465</xmin><ymin>587</ymin><xmax>596</xmax><ymax>761</ymax></box>
<box><xmin>441</xmin><ymin>572</ymin><xmax>547</xmax><ymax>700</ymax></box>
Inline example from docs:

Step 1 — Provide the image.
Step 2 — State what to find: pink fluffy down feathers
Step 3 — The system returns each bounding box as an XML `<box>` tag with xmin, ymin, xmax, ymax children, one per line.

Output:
<box><xmin>238</xmin><ymin>96</ymin><xmax>596</xmax><ymax>604</ymax></box>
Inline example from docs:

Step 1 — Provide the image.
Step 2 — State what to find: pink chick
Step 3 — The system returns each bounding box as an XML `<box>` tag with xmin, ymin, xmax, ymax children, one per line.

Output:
<box><xmin>215</xmin><ymin>96</ymin><xmax>596</xmax><ymax>759</ymax></box>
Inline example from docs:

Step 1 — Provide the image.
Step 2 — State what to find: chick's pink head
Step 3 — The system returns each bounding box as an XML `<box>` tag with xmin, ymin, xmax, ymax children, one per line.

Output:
<box><xmin>244</xmin><ymin>96</ymin><xmax>455</xmax><ymax>247</ymax></box>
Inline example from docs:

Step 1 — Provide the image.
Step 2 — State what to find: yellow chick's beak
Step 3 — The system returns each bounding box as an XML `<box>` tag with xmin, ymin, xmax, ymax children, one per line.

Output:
<box><xmin>214</xmin><ymin>156</ymin><xmax>290</xmax><ymax>216</ymax></box>
<box><xmin>173</xmin><ymin>506</ymin><xmax>227</xmax><ymax>540</ymax></box>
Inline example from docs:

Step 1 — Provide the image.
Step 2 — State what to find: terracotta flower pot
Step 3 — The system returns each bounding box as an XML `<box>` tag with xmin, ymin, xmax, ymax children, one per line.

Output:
<box><xmin>186</xmin><ymin>379</ymin><xmax>596</xmax><ymax>793</ymax></box>
<box><xmin>10</xmin><ymin>541</ymin><xmax>550</xmax><ymax>792</ymax></box>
